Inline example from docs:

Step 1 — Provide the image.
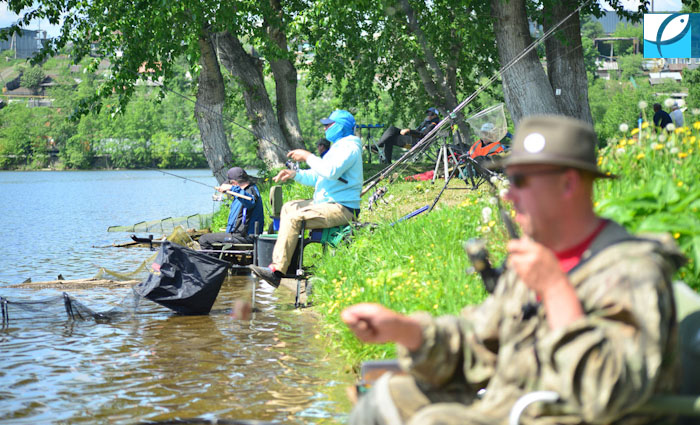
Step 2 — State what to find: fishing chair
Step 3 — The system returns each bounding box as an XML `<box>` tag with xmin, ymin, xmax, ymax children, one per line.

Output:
<box><xmin>264</xmin><ymin>185</ymin><xmax>355</xmax><ymax>308</ymax></box>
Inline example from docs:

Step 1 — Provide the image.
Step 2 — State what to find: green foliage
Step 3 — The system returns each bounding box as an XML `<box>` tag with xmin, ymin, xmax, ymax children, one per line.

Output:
<box><xmin>684</xmin><ymin>68</ymin><xmax>700</xmax><ymax>110</ymax></box>
<box><xmin>301</xmin><ymin>0</ymin><xmax>499</xmax><ymax>125</ymax></box>
<box><xmin>612</xmin><ymin>22</ymin><xmax>643</xmax><ymax>55</ymax></box>
<box><xmin>596</xmin><ymin>120</ymin><xmax>700</xmax><ymax>285</ymax></box>
<box><xmin>20</xmin><ymin>65</ymin><xmax>46</xmax><ymax>93</ymax></box>
<box><xmin>0</xmin><ymin>103</ymin><xmax>52</xmax><ymax>169</ymax></box>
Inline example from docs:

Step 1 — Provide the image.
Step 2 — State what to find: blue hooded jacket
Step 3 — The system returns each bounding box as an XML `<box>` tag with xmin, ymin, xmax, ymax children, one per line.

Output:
<box><xmin>294</xmin><ymin>110</ymin><xmax>363</xmax><ymax>209</ymax></box>
<box><xmin>225</xmin><ymin>184</ymin><xmax>264</xmax><ymax>235</ymax></box>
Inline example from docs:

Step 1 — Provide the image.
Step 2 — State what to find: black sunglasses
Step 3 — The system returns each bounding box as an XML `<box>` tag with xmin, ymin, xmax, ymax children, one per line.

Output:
<box><xmin>507</xmin><ymin>168</ymin><xmax>568</xmax><ymax>189</ymax></box>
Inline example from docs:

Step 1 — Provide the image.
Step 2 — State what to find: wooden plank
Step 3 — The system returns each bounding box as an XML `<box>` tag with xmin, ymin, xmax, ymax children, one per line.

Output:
<box><xmin>7</xmin><ymin>278</ymin><xmax>140</xmax><ymax>289</ymax></box>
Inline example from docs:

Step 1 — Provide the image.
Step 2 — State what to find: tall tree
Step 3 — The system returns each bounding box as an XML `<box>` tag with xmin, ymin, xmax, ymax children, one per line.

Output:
<box><xmin>1</xmin><ymin>0</ymin><xmax>308</xmax><ymax>176</ymax></box>
<box><xmin>303</xmin><ymin>0</ymin><xmax>499</xmax><ymax>134</ymax></box>
<box><xmin>490</xmin><ymin>0</ymin><xmax>559</xmax><ymax>125</ymax></box>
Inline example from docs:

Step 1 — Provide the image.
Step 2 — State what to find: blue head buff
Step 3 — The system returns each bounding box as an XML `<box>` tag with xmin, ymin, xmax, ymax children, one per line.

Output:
<box><xmin>322</xmin><ymin>110</ymin><xmax>356</xmax><ymax>143</ymax></box>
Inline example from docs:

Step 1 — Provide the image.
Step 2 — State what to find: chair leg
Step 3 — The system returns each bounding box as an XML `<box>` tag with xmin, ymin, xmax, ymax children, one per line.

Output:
<box><xmin>295</xmin><ymin>221</ymin><xmax>307</xmax><ymax>308</ymax></box>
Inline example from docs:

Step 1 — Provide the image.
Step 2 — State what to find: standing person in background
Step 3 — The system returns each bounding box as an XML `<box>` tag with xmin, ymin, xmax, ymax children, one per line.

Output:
<box><xmin>653</xmin><ymin>103</ymin><xmax>673</xmax><ymax>130</ymax></box>
<box><xmin>343</xmin><ymin>115</ymin><xmax>683</xmax><ymax>425</ymax></box>
<box><xmin>317</xmin><ymin>138</ymin><xmax>331</xmax><ymax>158</ymax></box>
<box><xmin>199</xmin><ymin>167</ymin><xmax>263</xmax><ymax>251</ymax></box>
<box><xmin>670</xmin><ymin>102</ymin><xmax>684</xmax><ymax>127</ymax></box>
<box><xmin>376</xmin><ymin>107</ymin><xmax>440</xmax><ymax>164</ymax></box>
<box><xmin>249</xmin><ymin>110</ymin><xmax>363</xmax><ymax>288</ymax></box>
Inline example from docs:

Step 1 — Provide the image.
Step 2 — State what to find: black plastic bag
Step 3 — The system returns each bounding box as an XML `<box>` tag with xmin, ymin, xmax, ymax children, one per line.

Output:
<box><xmin>133</xmin><ymin>241</ymin><xmax>229</xmax><ymax>315</ymax></box>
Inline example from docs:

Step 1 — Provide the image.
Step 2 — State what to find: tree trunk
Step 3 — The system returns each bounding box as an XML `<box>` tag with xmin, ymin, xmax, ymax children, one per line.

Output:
<box><xmin>194</xmin><ymin>30</ymin><xmax>232</xmax><ymax>184</ymax></box>
<box><xmin>490</xmin><ymin>0</ymin><xmax>559</xmax><ymax>126</ymax></box>
<box><xmin>398</xmin><ymin>0</ymin><xmax>470</xmax><ymax>138</ymax></box>
<box><xmin>215</xmin><ymin>31</ymin><xmax>289</xmax><ymax>167</ymax></box>
<box><xmin>543</xmin><ymin>0</ymin><xmax>593</xmax><ymax>124</ymax></box>
<box><xmin>265</xmin><ymin>0</ymin><xmax>305</xmax><ymax>149</ymax></box>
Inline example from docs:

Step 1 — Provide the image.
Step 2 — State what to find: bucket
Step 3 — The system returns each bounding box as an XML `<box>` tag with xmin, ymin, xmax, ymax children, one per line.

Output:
<box><xmin>255</xmin><ymin>234</ymin><xmax>301</xmax><ymax>270</ymax></box>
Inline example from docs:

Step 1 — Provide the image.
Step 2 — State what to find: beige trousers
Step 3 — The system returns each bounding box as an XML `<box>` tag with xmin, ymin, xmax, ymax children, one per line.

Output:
<box><xmin>270</xmin><ymin>200</ymin><xmax>354</xmax><ymax>274</ymax></box>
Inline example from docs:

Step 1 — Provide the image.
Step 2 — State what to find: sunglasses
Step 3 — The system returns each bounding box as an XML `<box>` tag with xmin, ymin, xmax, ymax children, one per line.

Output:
<box><xmin>506</xmin><ymin>168</ymin><xmax>568</xmax><ymax>189</ymax></box>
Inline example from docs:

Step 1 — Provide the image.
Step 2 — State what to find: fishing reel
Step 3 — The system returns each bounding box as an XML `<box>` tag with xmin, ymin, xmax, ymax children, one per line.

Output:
<box><xmin>463</xmin><ymin>238</ymin><xmax>502</xmax><ymax>294</ymax></box>
<box><xmin>285</xmin><ymin>160</ymin><xmax>300</xmax><ymax>171</ymax></box>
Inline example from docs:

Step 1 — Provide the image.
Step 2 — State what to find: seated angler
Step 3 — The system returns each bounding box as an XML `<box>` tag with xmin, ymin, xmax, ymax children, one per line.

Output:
<box><xmin>343</xmin><ymin>115</ymin><xmax>684</xmax><ymax>425</ymax></box>
<box><xmin>376</xmin><ymin>107</ymin><xmax>440</xmax><ymax>164</ymax></box>
<box><xmin>198</xmin><ymin>167</ymin><xmax>263</xmax><ymax>251</ymax></box>
<box><xmin>249</xmin><ymin>109</ymin><xmax>363</xmax><ymax>287</ymax></box>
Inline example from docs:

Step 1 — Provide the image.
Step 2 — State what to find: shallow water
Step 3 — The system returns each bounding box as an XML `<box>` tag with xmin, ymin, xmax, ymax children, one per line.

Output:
<box><xmin>0</xmin><ymin>277</ymin><xmax>353</xmax><ymax>424</ymax></box>
<box><xmin>0</xmin><ymin>170</ymin><xmax>354</xmax><ymax>424</ymax></box>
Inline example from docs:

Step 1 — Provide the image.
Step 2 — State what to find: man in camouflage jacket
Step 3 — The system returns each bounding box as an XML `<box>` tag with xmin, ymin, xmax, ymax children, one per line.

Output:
<box><xmin>342</xmin><ymin>115</ymin><xmax>685</xmax><ymax>425</ymax></box>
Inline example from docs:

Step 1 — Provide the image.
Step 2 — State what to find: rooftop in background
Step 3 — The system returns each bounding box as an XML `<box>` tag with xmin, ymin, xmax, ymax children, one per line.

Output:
<box><xmin>591</xmin><ymin>11</ymin><xmax>638</xmax><ymax>35</ymax></box>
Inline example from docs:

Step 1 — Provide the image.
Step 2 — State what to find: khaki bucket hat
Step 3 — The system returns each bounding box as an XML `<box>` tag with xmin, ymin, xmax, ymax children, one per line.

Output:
<box><xmin>492</xmin><ymin>115</ymin><xmax>614</xmax><ymax>178</ymax></box>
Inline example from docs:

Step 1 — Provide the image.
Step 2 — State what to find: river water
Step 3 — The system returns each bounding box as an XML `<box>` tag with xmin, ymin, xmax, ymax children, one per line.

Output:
<box><xmin>0</xmin><ymin>170</ymin><xmax>353</xmax><ymax>424</ymax></box>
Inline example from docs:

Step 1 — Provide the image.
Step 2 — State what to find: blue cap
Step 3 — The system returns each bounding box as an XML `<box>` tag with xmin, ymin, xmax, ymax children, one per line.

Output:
<box><xmin>321</xmin><ymin>110</ymin><xmax>356</xmax><ymax>129</ymax></box>
<box><xmin>427</xmin><ymin>107</ymin><xmax>439</xmax><ymax>115</ymax></box>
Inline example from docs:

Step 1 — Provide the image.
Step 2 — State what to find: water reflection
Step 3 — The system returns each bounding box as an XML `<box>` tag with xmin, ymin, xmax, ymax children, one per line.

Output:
<box><xmin>0</xmin><ymin>276</ymin><xmax>353</xmax><ymax>424</ymax></box>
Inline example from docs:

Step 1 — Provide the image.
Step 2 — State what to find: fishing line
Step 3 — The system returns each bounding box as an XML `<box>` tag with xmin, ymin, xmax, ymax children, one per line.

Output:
<box><xmin>362</xmin><ymin>0</ymin><xmax>596</xmax><ymax>196</ymax></box>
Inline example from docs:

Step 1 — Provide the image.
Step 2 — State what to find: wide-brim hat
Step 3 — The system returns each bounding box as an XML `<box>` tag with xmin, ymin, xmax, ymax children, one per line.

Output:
<box><xmin>489</xmin><ymin>115</ymin><xmax>615</xmax><ymax>179</ymax></box>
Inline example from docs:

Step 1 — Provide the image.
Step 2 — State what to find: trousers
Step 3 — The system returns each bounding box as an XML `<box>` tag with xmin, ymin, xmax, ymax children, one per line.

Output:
<box><xmin>270</xmin><ymin>200</ymin><xmax>354</xmax><ymax>274</ymax></box>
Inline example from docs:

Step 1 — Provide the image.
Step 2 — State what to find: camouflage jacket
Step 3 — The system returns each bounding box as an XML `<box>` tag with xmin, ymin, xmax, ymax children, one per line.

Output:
<box><xmin>397</xmin><ymin>221</ymin><xmax>685</xmax><ymax>424</ymax></box>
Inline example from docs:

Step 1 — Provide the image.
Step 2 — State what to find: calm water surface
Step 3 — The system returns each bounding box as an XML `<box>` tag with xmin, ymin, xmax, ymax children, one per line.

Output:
<box><xmin>0</xmin><ymin>170</ymin><xmax>353</xmax><ymax>424</ymax></box>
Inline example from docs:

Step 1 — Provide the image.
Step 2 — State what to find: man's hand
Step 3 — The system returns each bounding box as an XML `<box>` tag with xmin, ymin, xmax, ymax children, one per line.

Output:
<box><xmin>507</xmin><ymin>237</ymin><xmax>566</xmax><ymax>295</ymax></box>
<box><xmin>341</xmin><ymin>303</ymin><xmax>423</xmax><ymax>351</ymax></box>
<box><xmin>507</xmin><ymin>237</ymin><xmax>583</xmax><ymax>328</ymax></box>
<box><xmin>215</xmin><ymin>183</ymin><xmax>233</xmax><ymax>193</ymax></box>
<box><xmin>273</xmin><ymin>169</ymin><xmax>296</xmax><ymax>183</ymax></box>
<box><xmin>400</xmin><ymin>128</ymin><xmax>410</xmax><ymax>135</ymax></box>
<box><xmin>287</xmin><ymin>149</ymin><xmax>312</xmax><ymax>162</ymax></box>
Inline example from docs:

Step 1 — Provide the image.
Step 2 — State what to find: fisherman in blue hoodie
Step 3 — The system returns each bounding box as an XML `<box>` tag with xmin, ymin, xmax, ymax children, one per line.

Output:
<box><xmin>199</xmin><ymin>166</ymin><xmax>263</xmax><ymax>251</ymax></box>
<box><xmin>250</xmin><ymin>109</ymin><xmax>363</xmax><ymax>287</ymax></box>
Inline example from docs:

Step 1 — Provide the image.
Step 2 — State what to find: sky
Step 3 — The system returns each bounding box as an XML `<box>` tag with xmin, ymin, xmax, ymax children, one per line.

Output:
<box><xmin>0</xmin><ymin>0</ymin><xmax>685</xmax><ymax>39</ymax></box>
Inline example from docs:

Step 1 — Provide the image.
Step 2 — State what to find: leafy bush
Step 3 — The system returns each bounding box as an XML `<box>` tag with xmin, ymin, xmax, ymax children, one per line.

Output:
<box><xmin>20</xmin><ymin>66</ymin><xmax>46</xmax><ymax>93</ymax></box>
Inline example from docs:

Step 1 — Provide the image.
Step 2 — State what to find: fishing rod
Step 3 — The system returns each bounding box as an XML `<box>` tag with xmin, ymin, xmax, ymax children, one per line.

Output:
<box><xmin>157</xmin><ymin>169</ymin><xmax>253</xmax><ymax>201</ymax></box>
<box><xmin>362</xmin><ymin>0</ymin><xmax>594</xmax><ymax>197</ymax></box>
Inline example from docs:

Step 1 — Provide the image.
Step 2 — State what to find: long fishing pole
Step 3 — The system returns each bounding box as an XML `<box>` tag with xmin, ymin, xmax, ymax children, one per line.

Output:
<box><xmin>158</xmin><ymin>169</ymin><xmax>253</xmax><ymax>201</ymax></box>
<box><xmin>362</xmin><ymin>0</ymin><xmax>595</xmax><ymax>197</ymax></box>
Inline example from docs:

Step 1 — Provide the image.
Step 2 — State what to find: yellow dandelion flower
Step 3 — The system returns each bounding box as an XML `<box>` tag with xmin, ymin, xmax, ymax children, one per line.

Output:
<box><xmin>654</xmin><ymin>144</ymin><xmax>664</xmax><ymax>151</ymax></box>
<box><xmin>674</xmin><ymin>232</ymin><xmax>681</xmax><ymax>239</ymax></box>
<box><xmin>679</xmin><ymin>152</ymin><xmax>688</xmax><ymax>159</ymax></box>
<box><xmin>627</xmin><ymin>139</ymin><xmax>636</xmax><ymax>146</ymax></box>
<box><xmin>433</xmin><ymin>304</ymin><xmax>439</xmax><ymax>310</ymax></box>
<box><xmin>597</xmin><ymin>157</ymin><xmax>603</xmax><ymax>166</ymax></box>
<box><xmin>488</xmin><ymin>220</ymin><xmax>496</xmax><ymax>227</ymax></box>
<box><xmin>636</xmin><ymin>153</ymin><xmax>645</xmax><ymax>160</ymax></box>
<box><xmin>630</xmin><ymin>127</ymin><xmax>640</xmax><ymax>135</ymax></box>
<box><xmin>594</xmin><ymin>201</ymin><xmax>599</xmax><ymax>207</ymax></box>
<box><xmin>694</xmin><ymin>122</ymin><xmax>700</xmax><ymax>130</ymax></box>
<box><xmin>675</xmin><ymin>127</ymin><xmax>684</xmax><ymax>134</ymax></box>
<box><xmin>642</xmin><ymin>122</ymin><xmax>650</xmax><ymax>129</ymax></box>
<box><xmin>677</xmin><ymin>181</ymin><xmax>684</xmax><ymax>187</ymax></box>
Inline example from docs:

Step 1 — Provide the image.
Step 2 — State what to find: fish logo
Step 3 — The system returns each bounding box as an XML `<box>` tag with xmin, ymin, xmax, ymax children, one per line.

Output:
<box><xmin>644</xmin><ymin>14</ymin><xmax>694</xmax><ymax>58</ymax></box>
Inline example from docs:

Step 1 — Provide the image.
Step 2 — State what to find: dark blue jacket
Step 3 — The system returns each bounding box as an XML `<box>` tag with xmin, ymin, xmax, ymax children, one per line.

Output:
<box><xmin>226</xmin><ymin>184</ymin><xmax>264</xmax><ymax>235</ymax></box>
